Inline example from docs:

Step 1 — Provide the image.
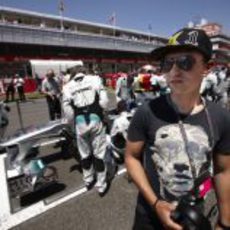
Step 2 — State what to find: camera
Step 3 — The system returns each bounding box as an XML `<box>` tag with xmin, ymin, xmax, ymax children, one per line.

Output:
<box><xmin>171</xmin><ymin>199</ymin><xmax>212</xmax><ymax>230</ymax></box>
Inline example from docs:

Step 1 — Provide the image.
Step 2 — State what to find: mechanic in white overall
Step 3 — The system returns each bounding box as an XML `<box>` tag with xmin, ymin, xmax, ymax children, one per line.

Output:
<box><xmin>62</xmin><ymin>65</ymin><xmax>110</xmax><ymax>196</ymax></box>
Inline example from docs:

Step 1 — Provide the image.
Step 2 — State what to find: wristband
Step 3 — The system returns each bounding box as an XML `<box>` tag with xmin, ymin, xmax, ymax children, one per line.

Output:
<box><xmin>152</xmin><ymin>198</ymin><xmax>160</xmax><ymax>211</ymax></box>
<box><xmin>218</xmin><ymin>219</ymin><xmax>230</xmax><ymax>230</ymax></box>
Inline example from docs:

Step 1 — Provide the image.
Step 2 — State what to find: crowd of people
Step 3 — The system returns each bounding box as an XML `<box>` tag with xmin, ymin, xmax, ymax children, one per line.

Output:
<box><xmin>200</xmin><ymin>66</ymin><xmax>230</xmax><ymax>109</ymax></box>
<box><xmin>113</xmin><ymin>62</ymin><xmax>230</xmax><ymax>112</ymax></box>
<box><xmin>0</xmin><ymin>74</ymin><xmax>27</xmax><ymax>102</ymax></box>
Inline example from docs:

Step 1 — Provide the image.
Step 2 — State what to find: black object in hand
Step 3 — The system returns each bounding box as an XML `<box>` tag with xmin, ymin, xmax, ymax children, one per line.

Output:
<box><xmin>170</xmin><ymin>200</ymin><xmax>212</xmax><ymax>230</ymax></box>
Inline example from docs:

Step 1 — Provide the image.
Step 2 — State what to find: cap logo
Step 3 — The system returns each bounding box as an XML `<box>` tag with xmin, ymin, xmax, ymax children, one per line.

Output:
<box><xmin>151</xmin><ymin>28</ymin><xmax>211</xmax><ymax>60</ymax></box>
<box><xmin>184</xmin><ymin>31</ymin><xmax>199</xmax><ymax>46</ymax></box>
<box><xmin>168</xmin><ymin>31</ymin><xmax>182</xmax><ymax>45</ymax></box>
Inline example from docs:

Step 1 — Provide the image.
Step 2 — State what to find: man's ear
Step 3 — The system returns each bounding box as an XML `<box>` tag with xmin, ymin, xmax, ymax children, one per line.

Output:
<box><xmin>202</xmin><ymin>61</ymin><xmax>210</xmax><ymax>76</ymax></box>
<box><xmin>202</xmin><ymin>69</ymin><xmax>208</xmax><ymax>77</ymax></box>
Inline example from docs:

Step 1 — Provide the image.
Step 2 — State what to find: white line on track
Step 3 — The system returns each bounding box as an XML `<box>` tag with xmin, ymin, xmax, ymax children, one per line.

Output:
<box><xmin>3</xmin><ymin>167</ymin><xmax>127</xmax><ymax>230</ymax></box>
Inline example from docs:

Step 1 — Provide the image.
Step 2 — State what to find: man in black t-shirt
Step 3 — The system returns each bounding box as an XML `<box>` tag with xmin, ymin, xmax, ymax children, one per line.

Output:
<box><xmin>125</xmin><ymin>28</ymin><xmax>230</xmax><ymax>230</ymax></box>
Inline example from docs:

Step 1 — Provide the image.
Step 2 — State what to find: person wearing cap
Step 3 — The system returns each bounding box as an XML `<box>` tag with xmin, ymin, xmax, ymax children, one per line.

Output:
<box><xmin>62</xmin><ymin>65</ymin><xmax>110</xmax><ymax>197</ymax></box>
<box><xmin>125</xmin><ymin>27</ymin><xmax>230</xmax><ymax>230</ymax></box>
<box><xmin>41</xmin><ymin>69</ymin><xmax>62</xmax><ymax>121</ymax></box>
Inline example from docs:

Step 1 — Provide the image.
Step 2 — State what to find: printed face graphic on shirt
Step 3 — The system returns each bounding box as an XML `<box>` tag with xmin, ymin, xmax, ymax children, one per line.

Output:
<box><xmin>151</xmin><ymin>123</ymin><xmax>211</xmax><ymax>200</ymax></box>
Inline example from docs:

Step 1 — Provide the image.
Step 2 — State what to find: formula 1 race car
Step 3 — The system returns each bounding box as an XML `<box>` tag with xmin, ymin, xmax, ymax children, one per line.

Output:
<box><xmin>0</xmin><ymin>113</ymin><xmax>77</xmax><ymax>198</ymax></box>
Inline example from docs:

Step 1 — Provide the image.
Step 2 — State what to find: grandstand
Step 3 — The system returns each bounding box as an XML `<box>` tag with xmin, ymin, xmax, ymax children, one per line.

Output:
<box><xmin>0</xmin><ymin>6</ymin><xmax>166</xmax><ymax>77</ymax></box>
<box><xmin>0</xmin><ymin>6</ymin><xmax>229</xmax><ymax>77</ymax></box>
<box><xmin>196</xmin><ymin>22</ymin><xmax>230</xmax><ymax>65</ymax></box>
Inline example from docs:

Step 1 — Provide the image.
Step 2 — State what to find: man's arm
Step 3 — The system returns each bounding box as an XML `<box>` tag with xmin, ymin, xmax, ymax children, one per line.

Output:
<box><xmin>41</xmin><ymin>80</ymin><xmax>49</xmax><ymax>95</ymax></box>
<box><xmin>62</xmin><ymin>86</ymin><xmax>74</xmax><ymax>122</ymax></box>
<box><xmin>125</xmin><ymin>140</ymin><xmax>158</xmax><ymax>204</ymax></box>
<box><xmin>96</xmin><ymin>77</ymin><xmax>109</xmax><ymax>109</ymax></box>
<box><xmin>125</xmin><ymin>140</ymin><xmax>182</xmax><ymax>230</ymax></box>
<box><xmin>213</xmin><ymin>153</ymin><xmax>230</xmax><ymax>229</ymax></box>
<box><xmin>41</xmin><ymin>80</ymin><xmax>55</xmax><ymax>99</ymax></box>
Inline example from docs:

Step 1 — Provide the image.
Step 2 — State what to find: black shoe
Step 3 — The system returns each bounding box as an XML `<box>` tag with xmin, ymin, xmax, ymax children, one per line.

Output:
<box><xmin>98</xmin><ymin>181</ymin><xmax>111</xmax><ymax>198</ymax></box>
<box><xmin>85</xmin><ymin>179</ymin><xmax>96</xmax><ymax>191</ymax></box>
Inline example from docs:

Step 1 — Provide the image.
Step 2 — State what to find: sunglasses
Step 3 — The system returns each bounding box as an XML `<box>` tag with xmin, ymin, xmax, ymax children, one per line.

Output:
<box><xmin>160</xmin><ymin>55</ymin><xmax>196</xmax><ymax>73</ymax></box>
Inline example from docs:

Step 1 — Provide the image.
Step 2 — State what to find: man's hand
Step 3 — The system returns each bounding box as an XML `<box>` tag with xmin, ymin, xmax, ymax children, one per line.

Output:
<box><xmin>215</xmin><ymin>219</ymin><xmax>230</xmax><ymax>230</ymax></box>
<box><xmin>48</xmin><ymin>93</ymin><xmax>54</xmax><ymax>100</ymax></box>
<box><xmin>154</xmin><ymin>200</ymin><xmax>183</xmax><ymax>230</ymax></box>
<box><xmin>214</xmin><ymin>153</ymin><xmax>230</xmax><ymax>229</ymax></box>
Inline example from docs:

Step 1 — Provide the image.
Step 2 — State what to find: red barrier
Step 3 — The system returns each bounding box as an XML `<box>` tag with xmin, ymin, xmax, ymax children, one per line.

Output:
<box><xmin>24</xmin><ymin>78</ymin><xmax>37</xmax><ymax>93</ymax></box>
<box><xmin>102</xmin><ymin>73</ymin><xmax>127</xmax><ymax>89</ymax></box>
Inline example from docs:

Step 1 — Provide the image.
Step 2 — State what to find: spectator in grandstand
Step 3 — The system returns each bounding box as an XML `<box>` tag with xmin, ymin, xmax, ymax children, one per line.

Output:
<box><xmin>125</xmin><ymin>27</ymin><xmax>230</xmax><ymax>229</ymax></box>
<box><xmin>41</xmin><ymin>69</ymin><xmax>62</xmax><ymax>121</ymax></box>
<box><xmin>5</xmin><ymin>76</ymin><xmax>15</xmax><ymax>103</ymax></box>
<box><xmin>14</xmin><ymin>74</ymin><xmax>26</xmax><ymax>101</ymax></box>
<box><xmin>62</xmin><ymin>65</ymin><xmax>110</xmax><ymax>197</ymax></box>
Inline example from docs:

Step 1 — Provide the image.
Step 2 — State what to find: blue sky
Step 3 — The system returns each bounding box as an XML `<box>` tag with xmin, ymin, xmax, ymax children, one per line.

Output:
<box><xmin>1</xmin><ymin>0</ymin><xmax>229</xmax><ymax>37</ymax></box>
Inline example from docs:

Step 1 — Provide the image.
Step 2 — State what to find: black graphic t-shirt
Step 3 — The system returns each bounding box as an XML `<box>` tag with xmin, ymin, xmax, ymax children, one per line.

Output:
<box><xmin>128</xmin><ymin>95</ymin><xmax>230</xmax><ymax>213</ymax></box>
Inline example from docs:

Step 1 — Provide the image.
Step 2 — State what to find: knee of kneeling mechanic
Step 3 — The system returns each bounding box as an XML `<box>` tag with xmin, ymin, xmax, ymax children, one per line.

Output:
<box><xmin>94</xmin><ymin>157</ymin><xmax>105</xmax><ymax>172</ymax></box>
<box><xmin>81</xmin><ymin>155</ymin><xmax>93</xmax><ymax>170</ymax></box>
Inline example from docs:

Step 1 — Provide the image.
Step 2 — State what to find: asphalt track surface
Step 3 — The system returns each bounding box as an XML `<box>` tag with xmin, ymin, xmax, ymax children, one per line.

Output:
<box><xmin>11</xmin><ymin>175</ymin><xmax>138</xmax><ymax>230</ymax></box>
<box><xmin>4</xmin><ymin>96</ymin><xmax>218</xmax><ymax>230</ymax></box>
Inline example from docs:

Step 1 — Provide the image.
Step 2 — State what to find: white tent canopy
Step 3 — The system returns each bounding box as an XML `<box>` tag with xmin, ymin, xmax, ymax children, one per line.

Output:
<box><xmin>29</xmin><ymin>59</ymin><xmax>83</xmax><ymax>78</ymax></box>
